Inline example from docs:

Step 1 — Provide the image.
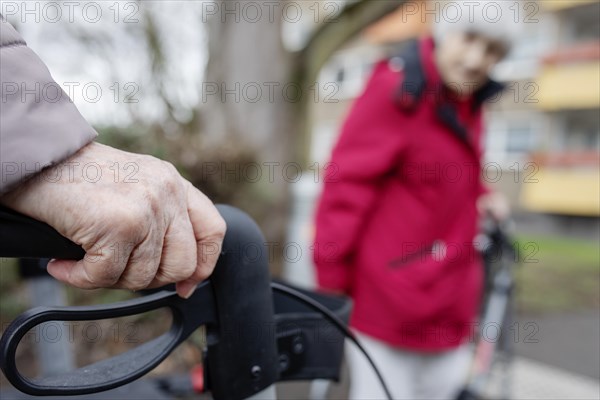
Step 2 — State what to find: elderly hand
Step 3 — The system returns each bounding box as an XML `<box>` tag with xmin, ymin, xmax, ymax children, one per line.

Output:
<box><xmin>0</xmin><ymin>142</ymin><xmax>226</xmax><ymax>299</ymax></box>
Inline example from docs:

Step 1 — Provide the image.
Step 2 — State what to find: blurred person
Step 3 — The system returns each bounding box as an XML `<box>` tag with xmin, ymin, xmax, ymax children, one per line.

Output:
<box><xmin>313</xmin><ymin>1</ymin><xmax>519</xmax><ymax>399</ymax></box>
<box><xmin>0</xmin><ymin>16</ymin><xmax>225</xmax><ymax>299</ymax></box>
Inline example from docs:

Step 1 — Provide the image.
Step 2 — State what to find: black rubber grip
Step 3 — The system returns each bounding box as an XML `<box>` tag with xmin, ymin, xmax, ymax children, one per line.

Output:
<box><xmin>0</xmin><ymin>205</ymin><xmax>85</xmax><ymax>259</ymax></box>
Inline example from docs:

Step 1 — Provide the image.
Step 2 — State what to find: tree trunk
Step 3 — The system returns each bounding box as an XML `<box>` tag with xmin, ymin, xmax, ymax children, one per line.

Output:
<box><xmin>202</xmin><ymin>0</ymin><xmax>406</xmax><ymax>272</ymax></box>
<box><xmin>203</xmin><ymin>0</ymin><xmax>297</xmax><ymax>264</ymax></box>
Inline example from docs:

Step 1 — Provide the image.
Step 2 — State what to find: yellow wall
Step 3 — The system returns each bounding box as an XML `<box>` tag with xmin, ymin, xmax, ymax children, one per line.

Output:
<box><xmin>520</xmin><ymin>169</ymin><xmax>600</xmax><ymax>216</ymax></box>
<box><xmin>540</xmin><ymin>0</ymin><xmax>598</xmax><ymax>11</ymax></box>
<box><xmin>536</xmin><ymin>62</ymin><xmax>600</xmax><ymax>111</ymax></box>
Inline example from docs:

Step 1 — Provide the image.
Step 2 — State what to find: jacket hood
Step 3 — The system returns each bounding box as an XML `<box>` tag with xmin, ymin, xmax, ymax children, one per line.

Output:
<box><xmin>394</xmin><ymin>36</ymin><xmax>505</xmax><ymax>114</ymax></box>
<box><xmin>393</xmin><ymin>36</ymin><xmax>504</xmax><ymax>143</ymax></box>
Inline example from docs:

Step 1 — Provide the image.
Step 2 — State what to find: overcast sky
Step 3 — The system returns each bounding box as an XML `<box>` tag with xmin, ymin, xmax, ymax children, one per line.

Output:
<box><xmin>3</xmin><ymin>1</ymin><xmax>207</xmax><ymax>126</ymax></box>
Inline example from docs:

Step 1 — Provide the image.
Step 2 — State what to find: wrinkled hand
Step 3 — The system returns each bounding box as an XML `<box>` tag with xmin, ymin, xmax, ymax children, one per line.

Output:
<box><xmin>0</xmin><ymin>142</ymin><xmax>226</xmax><ymax>298</ymax></box>
<box><xmin>477</xmin><ymin>191</ymin><xmax>510</xmax><ymax>222</ymax></box>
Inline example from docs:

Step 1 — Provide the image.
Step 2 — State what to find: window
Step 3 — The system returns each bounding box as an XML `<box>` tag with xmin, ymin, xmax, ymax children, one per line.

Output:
<box><xmin>566</xmin><ymin>3</ymin><xmax>600</xmax><ymax>43</ymax></box>
<box><xmin>560</xmin><ymin>109</ymin><xmax>600</xmax><ymax>151</ymax></box>
<box><xmin>506</xmin><ymin>124</ymin><xmax>534</xmax><ymax>153</ymax></box>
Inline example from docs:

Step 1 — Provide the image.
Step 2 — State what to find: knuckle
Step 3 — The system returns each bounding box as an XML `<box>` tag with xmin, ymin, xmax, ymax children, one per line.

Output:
<box><xmin>181</xmin><ymin>262</ymin><xmax>197</xmax><ymax>279</ymax></box>
<box><xmin>216</xmin><ymin>216</ymin><xmax>227</xmax><ymax>236</ymax></box>
<box><xmin>159</xmin><ymin>162</ymin><xmax>184</xmax><ymax>194</ymax></box>
<box><xmin>209</xmin><ymin>215</ymin><xmax>227</xmax><ymax>240</ymax></box>
<box><xmin>144</xmin><ymin>190</ymin><xmax>162</xmax><ymax>219</ymax></box>
<box><xmin>160</xmin><ymin>161</ymin><xmax>179</xmax><ymax>180</ymax></box>
<box><xmin>161</xmin><ymin>160</ymin><xmax>178</xmax><ymax>174</ymax></box>
<box><xmin>161</xmin><ymin>256</ymin><xmax>196</xmax><ymax>282</ymax></box>
<box><xmin>163</xmin><ymin>179</ymin><xmax>179</xmax><ymax>197</ymax></box>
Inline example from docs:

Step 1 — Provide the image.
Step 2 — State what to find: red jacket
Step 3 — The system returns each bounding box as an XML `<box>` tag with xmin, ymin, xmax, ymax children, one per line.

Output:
<box><xmin>313</xmin><ymin>36</ymin><xmax>504</xmax><ymax>351</ymax></box>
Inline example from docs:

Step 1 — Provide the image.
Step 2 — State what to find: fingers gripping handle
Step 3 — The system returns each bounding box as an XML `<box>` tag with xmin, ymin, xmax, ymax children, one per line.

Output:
<box><xmin>0</xmin><ymin>204</ymin><xmax>280</xmax><ymax>399</ymax></box>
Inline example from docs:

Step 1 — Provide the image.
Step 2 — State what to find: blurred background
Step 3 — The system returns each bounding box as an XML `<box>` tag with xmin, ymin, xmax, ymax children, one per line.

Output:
<box><xmin>0</xmin><ymin>1</ymin><xmax>598</xmax><ymax>399</ymax></box>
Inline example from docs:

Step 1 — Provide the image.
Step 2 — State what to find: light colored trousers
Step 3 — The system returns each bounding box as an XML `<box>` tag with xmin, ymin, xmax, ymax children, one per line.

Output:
<box><xmin>346</xmin><ymin>331</ymin><xmax>472</xmax><ymax>400</ymax></box>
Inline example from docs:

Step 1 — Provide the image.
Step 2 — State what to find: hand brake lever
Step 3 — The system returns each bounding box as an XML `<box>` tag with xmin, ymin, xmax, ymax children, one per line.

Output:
<box><xmin>0</xmin><ymin>281</ymin><xmax>217</xmax><ymax>396</ymax></box>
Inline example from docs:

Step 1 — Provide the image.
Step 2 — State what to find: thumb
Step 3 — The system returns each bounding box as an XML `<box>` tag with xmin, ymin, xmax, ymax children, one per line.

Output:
<box><xmin>46</xmin><ymin>242</ymin><xmax>129</xmax><ymax>289</ymax></box>
<box><xmin>46</xmin><ymin>259</ymin><xmax>79</xmax><ymax>283</ymax></box>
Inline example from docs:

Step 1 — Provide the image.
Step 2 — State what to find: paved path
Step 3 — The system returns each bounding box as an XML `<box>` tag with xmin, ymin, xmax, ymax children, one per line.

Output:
<box><xmin>514</xmin><ymin>311</ymin><xmax>600</xmax><ymax>380</ymax></box>
<box><xmin>485</xmin><ymin>357</ymin><xmax>600</xmax><ymax>400</ymax></box>
<box><xmin>277</xmin><ymin>355</ymin><xmax>600</xmax><ymax>400</ymax></box>
<box><xmin>2</xmin><ymin>354</ymin><xmax>599</xmax><ymax>399</ymax></box>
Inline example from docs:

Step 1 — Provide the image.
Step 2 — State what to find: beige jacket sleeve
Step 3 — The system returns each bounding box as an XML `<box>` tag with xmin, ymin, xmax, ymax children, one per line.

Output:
<box><xmin>0</xmin><ymin>17</ymin><xmax>97</xmax><ymax>195</ymax></box>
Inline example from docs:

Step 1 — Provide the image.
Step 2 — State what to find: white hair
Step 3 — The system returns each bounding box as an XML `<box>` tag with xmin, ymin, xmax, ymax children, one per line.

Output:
<box><xmin>431</xmin><ymin>0</ymin><xmax>526</xmax><ymax>54</ymax></box>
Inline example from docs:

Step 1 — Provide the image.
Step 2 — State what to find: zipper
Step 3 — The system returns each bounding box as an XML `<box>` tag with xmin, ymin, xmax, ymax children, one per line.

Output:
<box><xmin>388</xmin><ymin>240</ymin><xmax>442</xmax><ymax>269</ymax></box>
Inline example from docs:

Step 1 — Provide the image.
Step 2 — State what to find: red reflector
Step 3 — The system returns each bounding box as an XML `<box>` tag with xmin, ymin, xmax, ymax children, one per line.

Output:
<box><xmin>191</xmin><ymin>365</ymin><xmax>204</xmax><ymax>393</ymax></box>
